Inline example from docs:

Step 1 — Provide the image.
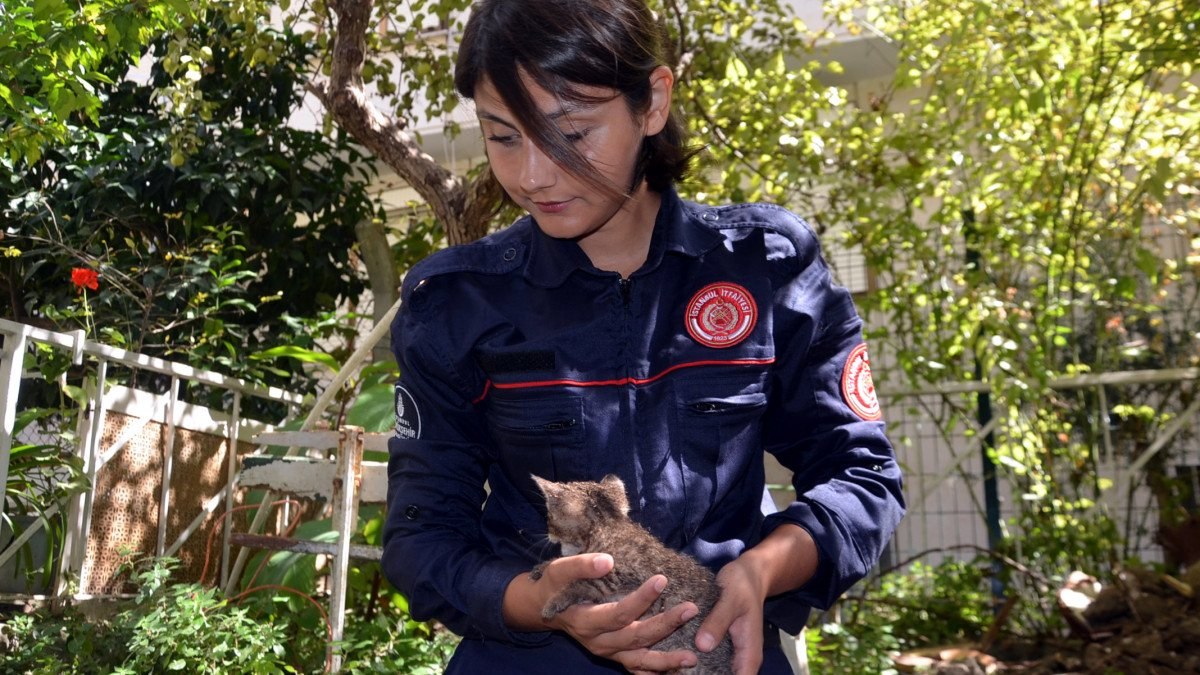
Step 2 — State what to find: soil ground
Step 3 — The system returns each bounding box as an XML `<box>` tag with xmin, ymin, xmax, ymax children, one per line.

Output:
<box><xmin>897</xmin><ymin>565</ymin><xmax>1200</xmax><ymax>675</ymax></box>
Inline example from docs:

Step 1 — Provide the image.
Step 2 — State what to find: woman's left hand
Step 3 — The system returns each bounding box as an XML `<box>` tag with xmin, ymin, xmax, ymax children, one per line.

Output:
<box><xmin>692</xmin><ymin>558</ymin><xmax>767</xmax><ymax>675</ymax></box>
<box><xmin>690</xmin><ymin>523</ymin><xmax>820</xmax><ymax>675</ymax></box>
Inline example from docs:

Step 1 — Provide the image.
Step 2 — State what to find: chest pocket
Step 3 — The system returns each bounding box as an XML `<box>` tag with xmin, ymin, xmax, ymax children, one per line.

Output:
<box><xmin>672</xmin><ymin>374</ymin><xmax>769</xmax><ymax>538</ymax></box>
<box><xmin>486</xmin><ymin>393</ymin><xmax>587</xmax><ymax>500</ymax></box>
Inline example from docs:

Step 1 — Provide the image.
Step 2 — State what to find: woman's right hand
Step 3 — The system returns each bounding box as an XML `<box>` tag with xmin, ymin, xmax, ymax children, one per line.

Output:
<box><xmin>503</xmin><ymin>553</ymin><xmax>700</xmax><ymax>673</ymax></box>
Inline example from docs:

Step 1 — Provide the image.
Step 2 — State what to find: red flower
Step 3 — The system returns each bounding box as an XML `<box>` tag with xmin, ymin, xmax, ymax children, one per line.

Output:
<box><xmin>71</xmin><ymin>267</ymin><xmax>99</xmax><ymax>292</ymax></box>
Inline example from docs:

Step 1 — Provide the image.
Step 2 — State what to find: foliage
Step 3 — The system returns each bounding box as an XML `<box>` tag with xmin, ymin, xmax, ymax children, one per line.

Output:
<box><xmin>3</xmin><ymin>512</ymin><xmax>453</xmax><ymax>674</ymax></box>
<box><xmin>0</xmin><ymin>0</ymin><xmax>296</xmax><ymax>164</ymax></box>
<box><xmin>0</xmin><ymin>558</ymin><xmax>290</xmax><ymax>674</ymax></box>
<box><xmin>658</xmin><ymin>0</ymin><xmax>845</xmax><ymax>215</ymax></box>
<box><xmin>338</xmin><ymin>609</ymin><xmax>459</xmax><ymax>674</ymax></box>
<box><xmin>1</xmin><ymin>353</ymin><xmax>90</xmax><ymax>592</ymax></box>
<box><xmin>804</xmin><ymin>0</ymin><xmax>1200</xmax><ymax>572</ymax></box>
<box><xmin>807</xmin><ymin>558</ymin><xmax>994</xmax><ymax>674</ymax></box>
<box><xmin>2</xmin><ymin>18</ymin><xmax>380</xmax><ymax>398</ymax></box>
<box><xmin>231</xmin><ymin>506</ymin><xmax>456</xmax><ymax>673</ymax></box>
<box><xmin>0</xmin><ymin>0</ymin><xmax>182</xmax><ymax>163</ymax></box>
<box><xmin>221</xmin><ymin>384</ymin><xmax>455</xmax><ymax>672</ymax></box>
<box><xmin>0</xmin><ymin>544</ymin><xmax>455</xmax><ymax>674</ymax></box>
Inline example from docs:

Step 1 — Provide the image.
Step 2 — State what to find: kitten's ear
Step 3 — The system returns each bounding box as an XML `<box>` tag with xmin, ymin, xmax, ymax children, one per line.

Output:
<box><xmin>599</xmin><ymin>474</ymin><xmax>629</xmax><ymax>515</ymax></box>
<box><xmin>531</xmin><ymin>475</ymin><xmax>559</xmax><ymax>500</ymax></box>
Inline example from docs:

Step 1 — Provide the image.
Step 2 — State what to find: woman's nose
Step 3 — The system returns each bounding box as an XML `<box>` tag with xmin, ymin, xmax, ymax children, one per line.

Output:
<box><xmin>520</xmin><ymin>143</ymin><xmax>557</xmax><ymax>193</ymax></box>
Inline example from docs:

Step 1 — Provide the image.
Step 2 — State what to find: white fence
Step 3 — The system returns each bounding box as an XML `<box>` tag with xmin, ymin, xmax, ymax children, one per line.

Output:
<box><xmin>0</xmin><ymin>318</ymin><xmax>306</xmax><ymax>595</ymax></box>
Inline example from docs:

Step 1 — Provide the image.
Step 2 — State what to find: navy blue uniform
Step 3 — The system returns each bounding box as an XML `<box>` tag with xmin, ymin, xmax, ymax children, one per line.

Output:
<box><xmin>383</xmin><ymin>186</ymin><xmax>905</xmax><ymax>673</ymax></box>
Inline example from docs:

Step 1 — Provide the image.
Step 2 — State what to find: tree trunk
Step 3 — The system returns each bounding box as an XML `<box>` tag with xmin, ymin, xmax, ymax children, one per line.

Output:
<box><xmin>315</xmin><ymin>0</ymin><xmax>502</xmax><ymax>248</ymax></box>
<box><xmin>354</xmin><ymin>219</ymin><xmax>399</xmax><ymax>361</ymax></box>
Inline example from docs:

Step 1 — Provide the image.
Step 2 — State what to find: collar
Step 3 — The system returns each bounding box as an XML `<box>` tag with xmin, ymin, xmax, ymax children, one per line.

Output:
<box><xmin>522</xmin><ymin>185</ymin><xmax>725</xmax><ymax>288</ymax></box>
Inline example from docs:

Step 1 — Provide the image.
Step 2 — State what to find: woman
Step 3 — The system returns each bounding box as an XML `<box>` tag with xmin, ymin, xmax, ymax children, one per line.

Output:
<box><xmin>382</xmin><ymin>0</ymin><xmax>905</xmax><ymax>672</ymax></box>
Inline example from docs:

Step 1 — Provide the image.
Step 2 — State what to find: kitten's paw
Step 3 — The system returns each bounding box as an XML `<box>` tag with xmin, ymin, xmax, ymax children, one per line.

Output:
<box><xmin>530</xmin><ymin>562</ymin><xmax>549</xmax><ymax>581</ymax></box>
<box><xmin>541</xmin><ymin>594</ymin><xmax>577</xmax><ymax>619</ymax></box>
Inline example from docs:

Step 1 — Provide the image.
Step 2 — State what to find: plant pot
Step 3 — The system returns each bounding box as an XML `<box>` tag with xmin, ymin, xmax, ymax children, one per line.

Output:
<box><xmin>0</xmin><ymin>514</ymin><xmax>59</xmax><ymax>594</ymax></box>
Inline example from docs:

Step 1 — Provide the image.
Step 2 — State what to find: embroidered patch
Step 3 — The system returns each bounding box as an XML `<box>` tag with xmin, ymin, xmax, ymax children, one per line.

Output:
<box><xmin>841</xmin><ymin>343</ymin><xmax>882</xmax><ymax>421</ymax></box>
<box><xmin>685</xmin><ymin>282</ymin><xmax>758</xmax><ymax>349</ymax></box>
<box><xmin>394</xmin><ymin>384</ymin><xmax>422</xmax><ymax>439</ymax></box>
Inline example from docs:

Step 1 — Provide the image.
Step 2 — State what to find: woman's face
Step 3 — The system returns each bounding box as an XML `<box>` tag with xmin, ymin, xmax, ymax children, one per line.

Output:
<box><xmin>474</xmin><ymin>71</ymin><xmax>670</xmax><ymax>243</ymax></box>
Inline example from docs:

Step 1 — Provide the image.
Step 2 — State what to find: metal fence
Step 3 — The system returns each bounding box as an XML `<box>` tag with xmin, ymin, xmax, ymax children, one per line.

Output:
<box><xmin>0</xmin><ymin>318</ymin><xmax>306</xmax><ymax>596</ymax></box>
<box><xmin>883</xmin><ymin>368</ymin><xmax>1200</xmax><ymax>569</ymax></box>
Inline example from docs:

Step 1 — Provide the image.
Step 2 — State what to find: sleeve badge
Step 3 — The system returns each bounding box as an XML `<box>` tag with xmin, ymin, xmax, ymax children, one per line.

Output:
<box><xmin>394</xmin><ymin>383</ymin><xmax>422</xmax><ymax>439</ymax></box>
<box><xmin>841</xmin><ymin>343</ymin><xmax>882</xmax><ymax>421</ymax></box>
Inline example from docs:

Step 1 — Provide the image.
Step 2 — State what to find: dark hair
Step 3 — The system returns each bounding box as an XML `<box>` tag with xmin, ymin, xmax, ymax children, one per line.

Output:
<box><xmin>454</xmin><ymin>0</ymin><xmax>694</xmax><ymax>196</ymax></box>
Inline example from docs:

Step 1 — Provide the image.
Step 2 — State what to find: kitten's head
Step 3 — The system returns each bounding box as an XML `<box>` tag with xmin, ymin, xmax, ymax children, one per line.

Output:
<box><xmin>532</xmin><ymin>475</ymin><xmax>630</xmax><ymax>555</ymax></box>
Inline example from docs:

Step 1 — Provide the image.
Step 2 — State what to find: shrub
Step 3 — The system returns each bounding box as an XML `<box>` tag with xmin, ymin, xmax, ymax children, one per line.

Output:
<box><xmin>0</xmin><ymin>558</ymin><xmax>290</xmax><ymax>674</ymax></box>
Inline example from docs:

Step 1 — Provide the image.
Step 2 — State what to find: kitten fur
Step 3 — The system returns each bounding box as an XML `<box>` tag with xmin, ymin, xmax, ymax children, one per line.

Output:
<box><xmin>531</xmin><ymin>475</ymin><xmax>733</xmax><ymax>675</ymax></box>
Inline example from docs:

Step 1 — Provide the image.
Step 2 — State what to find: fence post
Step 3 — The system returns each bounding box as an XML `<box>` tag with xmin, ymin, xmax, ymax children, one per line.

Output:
<box><xmin>0</xmin><ymin>329</ymin><xmax>29</xmax><ymax>528</ymax></box>
<box><xmin>60</xmin><ymin>359</ymin><xmax>110</xmax><ymax>593</ymax></box>
<box><xmin>964</xmin><ymin>208</ymin><xmax>1006</xmax><ymax>605</ymax></box>
<box><xmin>328</xmin><ymin>426</ymin><xmax>365</xmax><ymax>672</ymax></box>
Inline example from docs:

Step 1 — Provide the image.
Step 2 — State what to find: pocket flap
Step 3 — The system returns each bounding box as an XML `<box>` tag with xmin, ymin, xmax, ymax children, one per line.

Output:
<box><xmin>487</xmin><ymin>393</ymin><xmax>585</xmax><ymax>443</ymax></box>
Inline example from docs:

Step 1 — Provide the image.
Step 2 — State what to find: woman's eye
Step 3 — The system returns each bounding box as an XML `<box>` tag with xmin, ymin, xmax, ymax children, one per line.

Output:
<box><xmin>486</xmin><ymin>134</ymin><xmax>518</xmax><ymax>147</ymax></box>
<box><xmin>563</xmin><ymin>129</ymin><xmax>591</xmax><ymax>144</ymax></box>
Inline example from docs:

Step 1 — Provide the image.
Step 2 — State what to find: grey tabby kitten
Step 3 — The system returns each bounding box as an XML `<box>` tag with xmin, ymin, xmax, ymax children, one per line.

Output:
<box><xmin>530</xmin><ymin>474</ymin><xmax>733</xmax><ymax>675</ymax></box>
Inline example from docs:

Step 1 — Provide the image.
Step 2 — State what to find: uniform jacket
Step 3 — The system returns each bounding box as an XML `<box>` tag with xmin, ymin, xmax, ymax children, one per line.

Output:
<box><xmin>383</xmin><ymin>186</ymin><xmax>905</xmax><ymax>673</ymax></box>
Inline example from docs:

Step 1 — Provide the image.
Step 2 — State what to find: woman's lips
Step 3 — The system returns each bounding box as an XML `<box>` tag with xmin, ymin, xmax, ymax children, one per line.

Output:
<box><xmin>532</xmin><ymin>199</ymin><xmax>573</xmax><ymax>214</ymax></box>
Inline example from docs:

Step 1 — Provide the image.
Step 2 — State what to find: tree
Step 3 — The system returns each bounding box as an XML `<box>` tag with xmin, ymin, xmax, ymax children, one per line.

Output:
<box><xmin>815</xmin><ymin>0</ymin><xmax>1200</xmax><ymax>570</ymax></box>
<box><xmin>0</xmin><ymin>0</ymin><xmax>205</xmax><ymax>163</ymax></box>
<box><xmin>2</xmin><ymin>18</ymin><xmax>379</xmax><ymax>393</ymax></box>
<box><xmin>306</xmin><ymin>0</ymin><xmax>1200</xmax><ymax>569</ymax></box>
<box><xmin>298</xmin><ymin>0</ymin><xmax>841</xmax><ymax>319</ymax></box>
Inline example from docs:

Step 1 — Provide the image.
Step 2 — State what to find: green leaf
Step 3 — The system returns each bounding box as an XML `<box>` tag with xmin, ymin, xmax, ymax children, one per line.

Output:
<box><xmin>724</xmin><ymin>57</ymin><xmax>749</xmax><ymax>83</ymax></box>
<box><xmin>345</xmin><ymin>381</ymin><xmax>397</xmax><ymax>432</ymax></box>
<box><xmin>250</xmin><ymin>345</ymin><xmax>339</xmax><ymax>371</ymax></box>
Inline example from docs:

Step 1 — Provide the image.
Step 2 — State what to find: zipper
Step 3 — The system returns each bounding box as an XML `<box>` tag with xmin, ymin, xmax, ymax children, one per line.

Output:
<box><xmin>619</xmin><ymin>277</ymin><xmax>632</xmax><ymax>306</ymax></box>
<box><xmin>537</xmin><ymin>419</ymin><xmax>576</xmax><ymax>431</ymax></box>
<box><xmin>497</xmin><ymin>418</ymin><xmax>577</xmax><ymax>433</ymax></box>
<box><xmin>688</xmin><ymin>397</ymin><xmax>768</xmax><ymax>414</ymax></box>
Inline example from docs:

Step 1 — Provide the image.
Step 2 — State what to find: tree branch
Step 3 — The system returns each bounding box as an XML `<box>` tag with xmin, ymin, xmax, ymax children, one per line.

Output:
<box><xmin>458</xmin><ymin>168</ymin><xmax>504</xmax><ymax>245</ymax></box>
<box><xmin>321</xmin><ymin>0</ymin><xmax>468</xmax><ymax>237</ymax></box>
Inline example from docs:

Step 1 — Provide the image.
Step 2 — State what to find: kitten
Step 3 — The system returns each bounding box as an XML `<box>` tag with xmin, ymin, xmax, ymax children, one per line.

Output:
<box><xmin>530</xmin><ymin>474</ymin><xmax>733</xmax><ymax>675</ymax></box>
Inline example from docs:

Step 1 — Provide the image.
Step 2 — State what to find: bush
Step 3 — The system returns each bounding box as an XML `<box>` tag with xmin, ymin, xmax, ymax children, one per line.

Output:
<box><xmin>0</xmin><ymin>558</ymin><xmax>290</xmax><ymax>674</ymax></box>
<box><xmin>230</xmin><ymin>507</ymin><xmax>458</xmax><ymax>673</ymax></box>
<box><xmin>807</xmin><ymin>557</ymin><xmax>994</xmax><ymax>674</ymax></box>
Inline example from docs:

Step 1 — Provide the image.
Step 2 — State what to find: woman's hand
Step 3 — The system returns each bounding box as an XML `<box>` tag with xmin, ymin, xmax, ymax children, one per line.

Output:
<box><xmin>695</xmin><ymin>524</ymin><xmax>820</xmax><ymax>675</ymax></box>
<box><xmin>694</xmin><ymin>558</ymin><xmax>767</xmax><ymax>675</ymax></box>
<box><xmin>504</xmin><ymin>553</ymin><xmax>700</xmax><ymax>673</ymax></box>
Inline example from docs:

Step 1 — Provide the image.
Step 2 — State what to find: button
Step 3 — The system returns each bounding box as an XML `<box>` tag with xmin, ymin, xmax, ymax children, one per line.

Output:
<box><xmin>502</xmin><ymin>247</ymin><xmax>517</xmax><ymax>261</ymax></box>
<box><xmin>702</xmin><ymin>211</ymin><xmax>719</xmax><ymax>221</ymax></box>
<box><xmin>404</xmin><ymin>504</ymin><xmax>420</xmax><ymax>520</ymax></box>
<box><xmin>872</xmin><ymin>464</ymin><xmax>883</xmax><ymax>472</ymax></box>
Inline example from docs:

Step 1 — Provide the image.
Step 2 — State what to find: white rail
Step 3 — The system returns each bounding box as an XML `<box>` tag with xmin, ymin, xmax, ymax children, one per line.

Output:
<box><xmin>0</xmin><ymin>318</ymin><xmax>304</xmax><ymax>585</ymax></box>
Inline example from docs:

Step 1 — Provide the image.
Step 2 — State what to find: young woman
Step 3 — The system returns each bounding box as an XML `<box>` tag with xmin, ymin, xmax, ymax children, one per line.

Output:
<box><xmin>381</xmin><ymin>0</ymin><xmax>905</xmax><ymax>673</ymax></box>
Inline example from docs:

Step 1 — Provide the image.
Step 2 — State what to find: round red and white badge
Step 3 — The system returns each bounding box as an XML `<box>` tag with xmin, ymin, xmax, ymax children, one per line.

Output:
<box><xmin>842</xmin><ymin>343</ymin><xmax>881</xmax><ymax>421</ymax></box>
<box><xmin>685</xmin><ymin>282</ymin><xmax>758</xmax><ymax>348</ymax></box>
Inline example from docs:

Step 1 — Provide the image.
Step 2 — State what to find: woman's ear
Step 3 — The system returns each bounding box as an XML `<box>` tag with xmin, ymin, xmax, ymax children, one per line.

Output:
<box><xmin>642</xmin><ymin>65</ymin><xmax>675</xmax><ymax>136</ymax></box>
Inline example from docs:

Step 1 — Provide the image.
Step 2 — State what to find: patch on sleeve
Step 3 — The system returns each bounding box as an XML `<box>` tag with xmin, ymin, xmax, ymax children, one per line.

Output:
<box><xmin>685</xmin><ymin>282</ymin><xmax>758</xmax><ymax>348</ymax></box>
<box><xmin>841</xmin><ymin>343</ymin><xmax>882</xmax><ymax>421</ymax></box>
<box><xmin>394</xmin><ymin>384</ymin><xmax>422</xmax><ymax>439</ymax></box>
